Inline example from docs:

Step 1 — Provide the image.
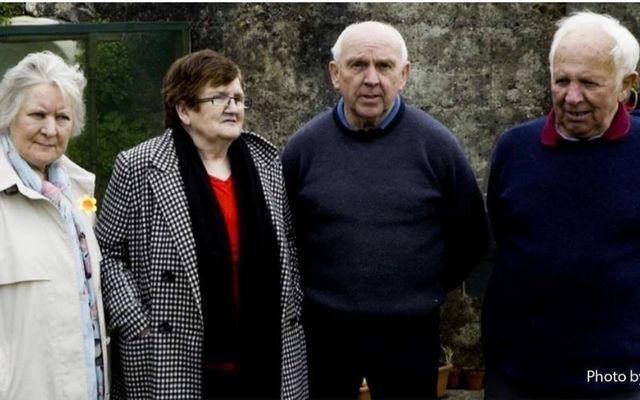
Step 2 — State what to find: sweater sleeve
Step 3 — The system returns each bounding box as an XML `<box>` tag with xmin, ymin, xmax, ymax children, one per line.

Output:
<box><xmin>281</xmin><ymin>132</ymin><xmax>305</xmax><ymax>220</ymax></box>
<box><xmin>486</xmin><ymin>126</ymin><xmax>521</xmax><ymax>247</ymax></box>
<box><xmin>440</xmin><ymin>141</ymin><xmax>490</xmax><ymax>292</ymax></box>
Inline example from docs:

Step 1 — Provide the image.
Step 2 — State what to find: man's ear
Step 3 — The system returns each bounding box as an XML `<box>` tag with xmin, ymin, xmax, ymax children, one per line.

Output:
<box><xmin>329</xmin><ymin>61</ymin><xmax>341</xmax><ymax>91</ymax></box>
<box><xmin>399</xmin><ymin>62</ymin><xmax>411</xmax><ymax>91</ymax></box>
<box><xmin>621</xmin><ymin>71</ymin><xmax>639</xmax><ymax>101</ymax></box>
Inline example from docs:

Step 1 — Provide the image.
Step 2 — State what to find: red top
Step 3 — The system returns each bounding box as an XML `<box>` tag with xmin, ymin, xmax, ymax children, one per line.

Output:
<box><xmin>209</xmin><ymin>174</ymin><xmax>240</xmax><ymax>267</ymax></box>
<box><xmin>209</xmin><ymin>176</ymin><xmax>240</xmax><ymax>310</ymax></box>
<box><xmin>205</xmin><ymin>174</ymin><xmax>241</xmax><ymax>371</ymax></box>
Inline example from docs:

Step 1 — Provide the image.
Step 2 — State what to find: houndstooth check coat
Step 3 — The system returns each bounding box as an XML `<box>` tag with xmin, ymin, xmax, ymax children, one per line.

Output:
<box><xmin>95</xmin><ymin>129</ymin><xmax>308</xmax><ymax>400</ymax></box>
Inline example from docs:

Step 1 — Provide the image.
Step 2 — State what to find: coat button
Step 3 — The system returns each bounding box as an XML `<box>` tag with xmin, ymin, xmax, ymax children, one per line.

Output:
<box><xmin>161</xmin><ymin>270</ymin><xmax>175</xmax><ymax>283</ymax></box>
<box><xmin>159</xmin><ymin>321</ymin><xmax>173</xmax><ymax>334</ymax></box>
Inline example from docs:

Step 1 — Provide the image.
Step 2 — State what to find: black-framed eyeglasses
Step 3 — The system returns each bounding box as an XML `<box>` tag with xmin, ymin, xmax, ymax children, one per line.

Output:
<box><xmin>194</xmin><ymin>94</ymin><xmax>252</xmax><ymax>109</ymax></box>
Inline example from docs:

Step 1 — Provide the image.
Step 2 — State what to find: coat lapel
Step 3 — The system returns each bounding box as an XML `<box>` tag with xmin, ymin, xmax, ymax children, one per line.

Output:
<box><xmin>147</xmin><ymin>130</ymin><xmax>203</xmax><ymax>317</ymax></box>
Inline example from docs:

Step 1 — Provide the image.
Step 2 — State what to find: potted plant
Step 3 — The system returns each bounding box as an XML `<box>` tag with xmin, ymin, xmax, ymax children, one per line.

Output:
<box><xmin>358</xmin><ymin>378</ymin><xmax>371</xmax><ymax>400</ymax></box>
<box><xmin>463</xmin><ymin>366</ymin><xmax>486</xmax><ymax>391</ymax></box>
<box><xmin>442</xmin><ymin>345</ymin><xmax>462</xmax><ymax>389</ymax></box>
<box><xmin>440</xmin><ymin>288</ymin><xmax>485</xmax><ymax>390</ymax></box>
<box><xmin>455</xmin><ymin>322</ymin><xmax>485</xmax><ymax>390</ymax></box>
<box><xmin>437</xmin><ymin>345</ymin><xmax>454</xmax><ymax>397</ymax></box>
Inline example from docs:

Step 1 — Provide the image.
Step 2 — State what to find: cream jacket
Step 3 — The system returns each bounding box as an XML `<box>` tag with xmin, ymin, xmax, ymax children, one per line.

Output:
<box><xmin>0</xmin><ymin>149</ymin><xmax>110</xmax><ymax>400</ymax></box>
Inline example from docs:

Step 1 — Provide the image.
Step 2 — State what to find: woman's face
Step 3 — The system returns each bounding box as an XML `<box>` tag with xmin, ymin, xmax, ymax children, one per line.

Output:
<box><xmin>179</xmin><ymin>77</ymin><xmax>245</xmax><ymax>146</ymax></box>
<box><xmin>9</xmin><ymin>83</ymin><xmax>73</xmax><ymax>176</ymax></box>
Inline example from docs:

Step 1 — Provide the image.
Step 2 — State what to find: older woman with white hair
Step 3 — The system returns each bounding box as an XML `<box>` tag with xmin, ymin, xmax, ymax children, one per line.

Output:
<box><xmin>0</xmin><ymin>51</ymin><xmax>109</xmax><ymax>400</ymax></box>
<box><xmin>483</xmin><ymin>11</ymin><xmax>640</xmax><ymax>399</ymax></box>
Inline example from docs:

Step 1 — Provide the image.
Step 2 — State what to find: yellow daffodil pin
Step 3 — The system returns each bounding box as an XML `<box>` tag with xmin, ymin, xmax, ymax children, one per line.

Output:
<box><xmin>79</xmin><ymin>195</ymin><xmax>97</xmax><ymax>214</ymax></box>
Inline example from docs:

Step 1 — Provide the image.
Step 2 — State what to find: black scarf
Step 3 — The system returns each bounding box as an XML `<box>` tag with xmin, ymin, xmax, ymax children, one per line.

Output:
<box><xmin>172</xmin><ymin>125</ymin><xmax>281</xmax><ymax>397</ymax></box>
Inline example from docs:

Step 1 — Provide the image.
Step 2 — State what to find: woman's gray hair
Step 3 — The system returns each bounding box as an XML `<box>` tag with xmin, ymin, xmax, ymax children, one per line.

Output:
<box><xmin>331</xmin><ymin>21</ymin><xmax>408</xmax><ymax>63</ymax></box>
<box><xmin>0</xmin><ymin>51</ymin><xmax>87</xmax><ymax>137</ymax></box>
<box><xmin>549</xmin><ymin>11</ymin><xmax>640</xmax><ymax>85</ymax></box>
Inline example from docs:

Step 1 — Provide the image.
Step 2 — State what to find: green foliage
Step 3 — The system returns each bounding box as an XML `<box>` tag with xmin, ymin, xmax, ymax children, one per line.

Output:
<box><xmin>0</xmin><ymin>3</ymin><xmax>22</xmax><ymax>25</ymax></box>
<box><xmin>91</xmin><ymin>16</ymin><xmax>110</xmax><ymax>24</ymax></box>
<box><xmin>95</xmin><ymin>41</ymin><xmax>134</xmax><ymax>106</ymax></box>
<box><xmin>66</xmin><ymin>32</ymin><xmax>175</xmax><ymax>204</ymax></box>
<box><xmin>440</xmin><ymin>290</ymin><xmax>484</xmax><ymax>369</ymax></box>
<box><xmin>441</xmin><ymin>344</ymin><xmax>454</xmax><ymax>365</ymax></box>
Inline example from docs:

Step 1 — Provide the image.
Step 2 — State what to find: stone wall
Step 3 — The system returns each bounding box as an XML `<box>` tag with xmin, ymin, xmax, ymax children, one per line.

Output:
<box><xmin>22</xmin><ymin>2</ymin><xmax>640</xmax><ymax>189</ymax></box>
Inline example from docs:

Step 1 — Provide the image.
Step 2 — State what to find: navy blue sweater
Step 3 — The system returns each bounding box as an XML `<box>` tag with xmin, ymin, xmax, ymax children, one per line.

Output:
<box><xmin>282</xmin><ymin>100</ymin><xmax>488</xmax><ymax>318</ymax></box>
<box><xmin>484</xmin><ymin>116</ymin><xmax>640</xmax><ymax>395</ymax></box>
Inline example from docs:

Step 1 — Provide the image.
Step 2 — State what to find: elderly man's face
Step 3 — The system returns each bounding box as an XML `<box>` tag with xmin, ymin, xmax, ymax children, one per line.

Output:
<box><xmin>329</xmin><ymin>26</ymin><xmax>409</xmax><ymax>131</ymax></box>
<box><xmin>551</xmin><ymin>31</ymin><xmax>634</xmax><ymax>138</ymax></box>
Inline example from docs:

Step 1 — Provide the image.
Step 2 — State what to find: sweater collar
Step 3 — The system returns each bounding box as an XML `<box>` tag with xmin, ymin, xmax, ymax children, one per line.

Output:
<box><xmin>336</xmin><ymin>95</ymin><xmax>401</xmax><ymax>130</ymax></box>
<box><xmin>333</xmin><ymin>96</ymin><xmax>405</xmax><ymax>140</ymax></box>
<box><xmin>541</xmin><ymin>103</ymin><xmax>630</xmax><ymax>146</ymax></box>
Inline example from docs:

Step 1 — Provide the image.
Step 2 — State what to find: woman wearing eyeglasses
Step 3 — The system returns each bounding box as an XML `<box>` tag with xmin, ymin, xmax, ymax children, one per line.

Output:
<box><xmin>96</xmin><ymin>49</ymin><xmax>307</xmax><ymax>400</ymax></box>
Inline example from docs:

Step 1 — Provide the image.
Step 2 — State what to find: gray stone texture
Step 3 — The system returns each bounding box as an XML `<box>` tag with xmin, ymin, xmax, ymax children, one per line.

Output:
<box><xmin>27</xmin><ymin>3</ymin><xmax>640</xmax><ymax>189</ymax></box>
<box><xmin>25</xmin><ymin>2</ymin><xmax>95</xmax><ymax>22</ymax></box>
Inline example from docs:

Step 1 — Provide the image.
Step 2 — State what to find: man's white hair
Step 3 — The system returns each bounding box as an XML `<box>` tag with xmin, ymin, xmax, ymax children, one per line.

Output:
<box><xmin>331</xmin><ymin>21</ymin><xmax>409</xmax><ymax>63</ymax></box>
<box><xmin>549</xmin><ymin>11</ymin><xmax>639</xmax><ymax>84</ymax></box>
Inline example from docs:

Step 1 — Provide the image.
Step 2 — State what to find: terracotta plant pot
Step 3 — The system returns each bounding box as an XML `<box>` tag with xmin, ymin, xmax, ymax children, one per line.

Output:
<box><xmin>358</xmin><ymin>378</ymin><xmax>371</xmax><ymax>400</ymax></box>
<box><xmin>463</xmin><ymin>368</ymin><xmax>486</xmax><ymax>390</ymax></box>
<box><xmin>437</xmin><ymin>363</ymin><xmax>453</xmax><ymax>398</ymax></box>
<box><xmin>447</xmin><ymin>365</ymin><xmax>462</xmax><ymax>389</ymax></box>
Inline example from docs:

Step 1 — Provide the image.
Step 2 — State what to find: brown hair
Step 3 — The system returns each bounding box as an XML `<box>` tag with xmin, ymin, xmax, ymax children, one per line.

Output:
<box><xmin>162</xmin><ymin>49</ymin><xmax>241</xmax><ymax>128</ymax></box>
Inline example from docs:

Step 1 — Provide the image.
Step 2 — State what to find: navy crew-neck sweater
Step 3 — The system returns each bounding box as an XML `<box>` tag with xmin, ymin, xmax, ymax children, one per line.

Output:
<box><xmin>282</xmin><ymin>99</ymin><xmax>488</xmax><ymax>318</ymax></box>
<box><xmin>483</xmin><ymin>115</ymin><xmax>640</xmax><ymax>395</ymax></box>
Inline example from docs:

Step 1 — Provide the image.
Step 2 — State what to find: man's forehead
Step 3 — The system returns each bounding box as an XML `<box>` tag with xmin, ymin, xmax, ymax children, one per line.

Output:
<box><xmin>341</xmin><ymin>36</ymin><xmax>403</xmax><ymax>60</ymax></box>
<box><xmin>556</xmin><ymin>28</ymin><xmax>616</xmax><ymax>60</ymax></box>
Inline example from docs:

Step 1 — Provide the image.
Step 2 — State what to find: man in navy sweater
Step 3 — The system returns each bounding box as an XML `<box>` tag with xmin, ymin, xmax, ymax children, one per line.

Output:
<box><xmin>483</xmin><ymin>11</ymin><xmax>640</xmax><ymax>399</ymax></box>
<box><xmin>282</xmin><ymin>21</ymin><xmax>488</xmax><ymax>399</ymax></box>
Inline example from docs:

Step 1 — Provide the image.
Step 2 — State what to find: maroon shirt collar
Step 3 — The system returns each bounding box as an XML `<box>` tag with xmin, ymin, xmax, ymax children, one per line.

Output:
<box><xmin>541</xmin><ymin>102</ymin><xmax>630</xmax><ymax>146</ymax></box>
